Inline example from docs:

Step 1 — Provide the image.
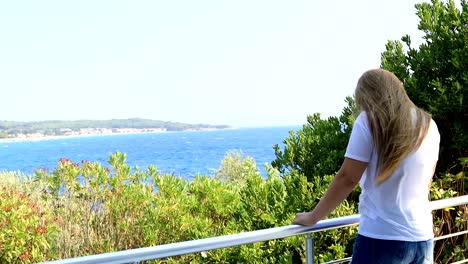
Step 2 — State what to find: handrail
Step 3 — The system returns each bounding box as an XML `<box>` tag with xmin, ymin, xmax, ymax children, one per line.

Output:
<box><xmin>40</xmin><ymin>195</ymin><xmax>468</xmax><ymax>264</ymax></box>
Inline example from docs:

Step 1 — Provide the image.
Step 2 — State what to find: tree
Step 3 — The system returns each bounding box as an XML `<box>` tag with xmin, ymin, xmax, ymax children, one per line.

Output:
<box><xmin>381</xmin><ymin>1</ymin><xmax>468</xmax><ymax>260</ymax></box>
<box><xmin>381</xmin><ymin>0</ymin><xmax>467</xmax><ymax>174</ymax></box>
<box><xmin>272</xmin><ymin>97</ymin><xmax>356</xmax><ymax>181</ymax></box>
<box><xmin>214</xmin><ymin>150</ymin><xmax>260</xmax><ymax>185</ymax></box>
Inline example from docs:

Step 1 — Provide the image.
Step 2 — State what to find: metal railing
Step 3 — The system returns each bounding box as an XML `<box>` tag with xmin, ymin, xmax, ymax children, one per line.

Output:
<box><xmin>41</xmin><ymin>195</ymin><xmax>468</xmax><ymax>264</ymax></box>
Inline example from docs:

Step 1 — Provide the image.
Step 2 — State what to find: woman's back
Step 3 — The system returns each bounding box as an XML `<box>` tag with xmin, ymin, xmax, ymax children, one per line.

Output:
<box><xmin>347</xmin><ymin>112</ymin><xmax>440</xmax><ymax>241</ymax></box>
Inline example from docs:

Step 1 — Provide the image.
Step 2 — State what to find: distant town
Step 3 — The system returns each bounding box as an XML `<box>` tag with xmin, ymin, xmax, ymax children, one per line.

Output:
<box><xmin>0</xmin><ymin>118</ymin><xmax>231</xmax><ymax>141</ymax></box>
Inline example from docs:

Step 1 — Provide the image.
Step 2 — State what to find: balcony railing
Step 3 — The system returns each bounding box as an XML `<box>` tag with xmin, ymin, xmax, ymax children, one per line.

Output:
<box><xmin>40</xmin><ymin>195</ymin><xmax>468</xmax><ymax>264</ymax></box>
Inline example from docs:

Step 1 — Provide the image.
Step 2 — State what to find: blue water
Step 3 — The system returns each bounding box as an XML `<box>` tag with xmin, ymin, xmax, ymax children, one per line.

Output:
<box><xmin>0</xmin><ymin>127</ymin><xmax>298</xmax><ymax>180</ymax></box>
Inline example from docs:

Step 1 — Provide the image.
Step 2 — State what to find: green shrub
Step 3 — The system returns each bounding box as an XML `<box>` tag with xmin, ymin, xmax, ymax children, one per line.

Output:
<box><xmin>381</xmin><ymin>0</ymin><xmax>467</xmax><ymax>175</ymax></box>
<box><xmin>431</xmin><ymin>168</ymin><xmax>468</xmax><ymax>263</ymax></box>
<box><xmin>0</xmin><ymin>171</ymin><xmax>58</xmax><ymax>263</ymax></box>
<box><xmin>272</xmin><ymin>97</ymin><xmax>356</xmax><ymax>182</ymax></box>
<box><xmin>214</xmin><ymin>150</ymin><xmax>259</xmax><ymax>186</ymax></box>
<box><xmin>18</xmin><ymin>151</ymin><xmax>358</xmax><ymax>263</ymax></box>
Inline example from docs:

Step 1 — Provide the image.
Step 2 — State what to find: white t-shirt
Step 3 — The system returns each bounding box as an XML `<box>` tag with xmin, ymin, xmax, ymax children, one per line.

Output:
<box><xmin>345</xmin><ymin>112</ymin><xmax>440</xmax><ymax>241</ymax></box>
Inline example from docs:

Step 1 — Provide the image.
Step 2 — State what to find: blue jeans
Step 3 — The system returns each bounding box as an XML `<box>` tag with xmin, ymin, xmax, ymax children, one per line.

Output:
<box><xmin>351</xmin><ymin>234</ymin><xmax>434</xmax><ymax>264</ymax></box>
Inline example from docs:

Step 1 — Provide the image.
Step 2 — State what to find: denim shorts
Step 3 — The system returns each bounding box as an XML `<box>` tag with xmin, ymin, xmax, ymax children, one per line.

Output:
<box><xmin>351</xmin><ymin>234</ymin><xmax>434</xmax><ymax>264</ymax></box>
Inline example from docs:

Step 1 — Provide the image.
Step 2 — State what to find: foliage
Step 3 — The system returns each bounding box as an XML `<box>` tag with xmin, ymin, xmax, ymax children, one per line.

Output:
<box><xmin>430</xmin><ymin>169</ymin><xmax>468</xmax><ymax>263</ymax></box>
<box><xmin>0</xmin><ymin>172</ymin><xmax>58</xmax><ymax>263</ymax></box>
<box><xmin>34</xmin><ymin>153</ymin><xmax>159</xmax><ymax>258</ymax></box>
<box><xmin>0</xmin><ymin>151</ymin><xmax>360</xmax><ymax>263</ymax></box>
<box><xmin>381</xmin><ymin>0</ymin><xmax>468</xmax><ymax>174</ymax></box>
<box><xmin>29</xmin><ymin>153</ymin><xmax>238</xmax><ymax>261</ymax></box>
<box><xmin>272</xmin><ymin>97</ymin><xmax>356</xmax><ymax>182</ymax></box>
<box><xmin>213</xmin><ymin>150</ymin><xmax>260</xmax><ymax>185</ymax></box>
<box><xmin>380</xmin><ymin>1</ymin><xmax>468</xmax><ymax>260</ymax></box>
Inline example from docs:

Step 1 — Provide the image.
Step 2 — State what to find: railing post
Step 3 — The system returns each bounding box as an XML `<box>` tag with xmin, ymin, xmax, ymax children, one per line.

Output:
<box><xmin>306</xmin><ymin>233</ymin><xmax>314</xmax><ymax>264</ymax></box>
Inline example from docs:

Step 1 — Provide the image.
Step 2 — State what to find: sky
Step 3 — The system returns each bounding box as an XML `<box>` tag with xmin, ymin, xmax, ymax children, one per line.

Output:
<box><xmin>0</xmin><ymin>0</ymin><xmax>427</xmax><ymax>127</ymax></box>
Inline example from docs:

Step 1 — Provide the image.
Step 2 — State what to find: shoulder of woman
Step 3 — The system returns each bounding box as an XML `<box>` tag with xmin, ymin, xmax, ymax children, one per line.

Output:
<box><xmin>429</xmin><ymin>118</ymin><xmax>441</xmax><ymax>139</ymax></box>
<box><xmin>355</xmin><ymin>111</ymin><xmax>369</xmax><ymax>126</ymax></box>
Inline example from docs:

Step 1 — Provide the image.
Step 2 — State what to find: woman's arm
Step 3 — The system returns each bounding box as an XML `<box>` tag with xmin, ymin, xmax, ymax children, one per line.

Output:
<box><xmin>292</xmin><ymin>158</ymin><xmax>368</xmax><ymax>226</ymax></box>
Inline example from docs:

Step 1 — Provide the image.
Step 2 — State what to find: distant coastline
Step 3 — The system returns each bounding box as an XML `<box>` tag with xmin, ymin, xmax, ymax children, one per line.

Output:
<box><xmin>0</xmin><ymin>118</ymin><xmax>231</xmax><ymax>143</ymax></box>
<box><xmin>0</xmin><ymin>127</ymin><xmax>232</xmax><ymax>143</ymax></box>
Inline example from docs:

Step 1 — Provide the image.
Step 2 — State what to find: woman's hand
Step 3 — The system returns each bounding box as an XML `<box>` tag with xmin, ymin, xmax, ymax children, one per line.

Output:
<box><xmin>292</xmin><ymin>212</ymin><xmax>319</xmax><ymax>226</ymax></box>
<box><xmin>292</xmin><ymin>158</ymin><xmax>366</xmax><ymax>227</ymax></box>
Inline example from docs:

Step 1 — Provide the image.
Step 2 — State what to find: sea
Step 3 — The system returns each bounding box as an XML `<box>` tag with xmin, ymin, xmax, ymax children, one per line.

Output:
<box><xmin>0</xmin><ymin>126</ymin><xmax>299</xmax><ymax>180</ymax></box>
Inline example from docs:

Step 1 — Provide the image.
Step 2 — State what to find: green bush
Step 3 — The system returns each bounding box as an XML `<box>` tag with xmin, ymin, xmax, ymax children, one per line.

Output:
<box><xmin>431</xmin><ymin>169</ymin><xmax>468</xmax><ymax>263</ymax></box>
<box><xmin>0</xmin><ymin>172</ymin><xmax>58</xmax><ymax>263</ymax></box>
<box><xmin>272</xmin><ymin>97</ymin><xmax>356</xmax><ymax>182</ymax></box>
<box><xmin>0</xmin><ymin>151</ymin><xmax>357</xmax><ymax>263</ymax></box>
<box><xmin>214</xmin><ymin>150</ymin><xmax>259</xmax><ymax>185</ymax></box>
<box><xmin>381</xmin><ymin>0</ymin><xmax>467</xmax><ymax>175</ymax></box>
<box><xmin>380</xmin><ymin>1</ymin><xmax>468</xmax><ymax>261</ymax></box>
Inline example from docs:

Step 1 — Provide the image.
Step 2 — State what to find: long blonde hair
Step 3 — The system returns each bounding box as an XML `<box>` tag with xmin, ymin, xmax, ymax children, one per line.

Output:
<box><xmin>355</xmin><ymin>69</ymin><xmax>431</xmax><ymax>185</ymax></box>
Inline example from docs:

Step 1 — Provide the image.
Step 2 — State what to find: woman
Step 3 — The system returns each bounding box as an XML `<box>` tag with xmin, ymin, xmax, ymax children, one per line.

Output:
<box><xmin>293</xmin><ymin>69</ymin><xmax>440</xmax><ymax>263</ymax></box>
